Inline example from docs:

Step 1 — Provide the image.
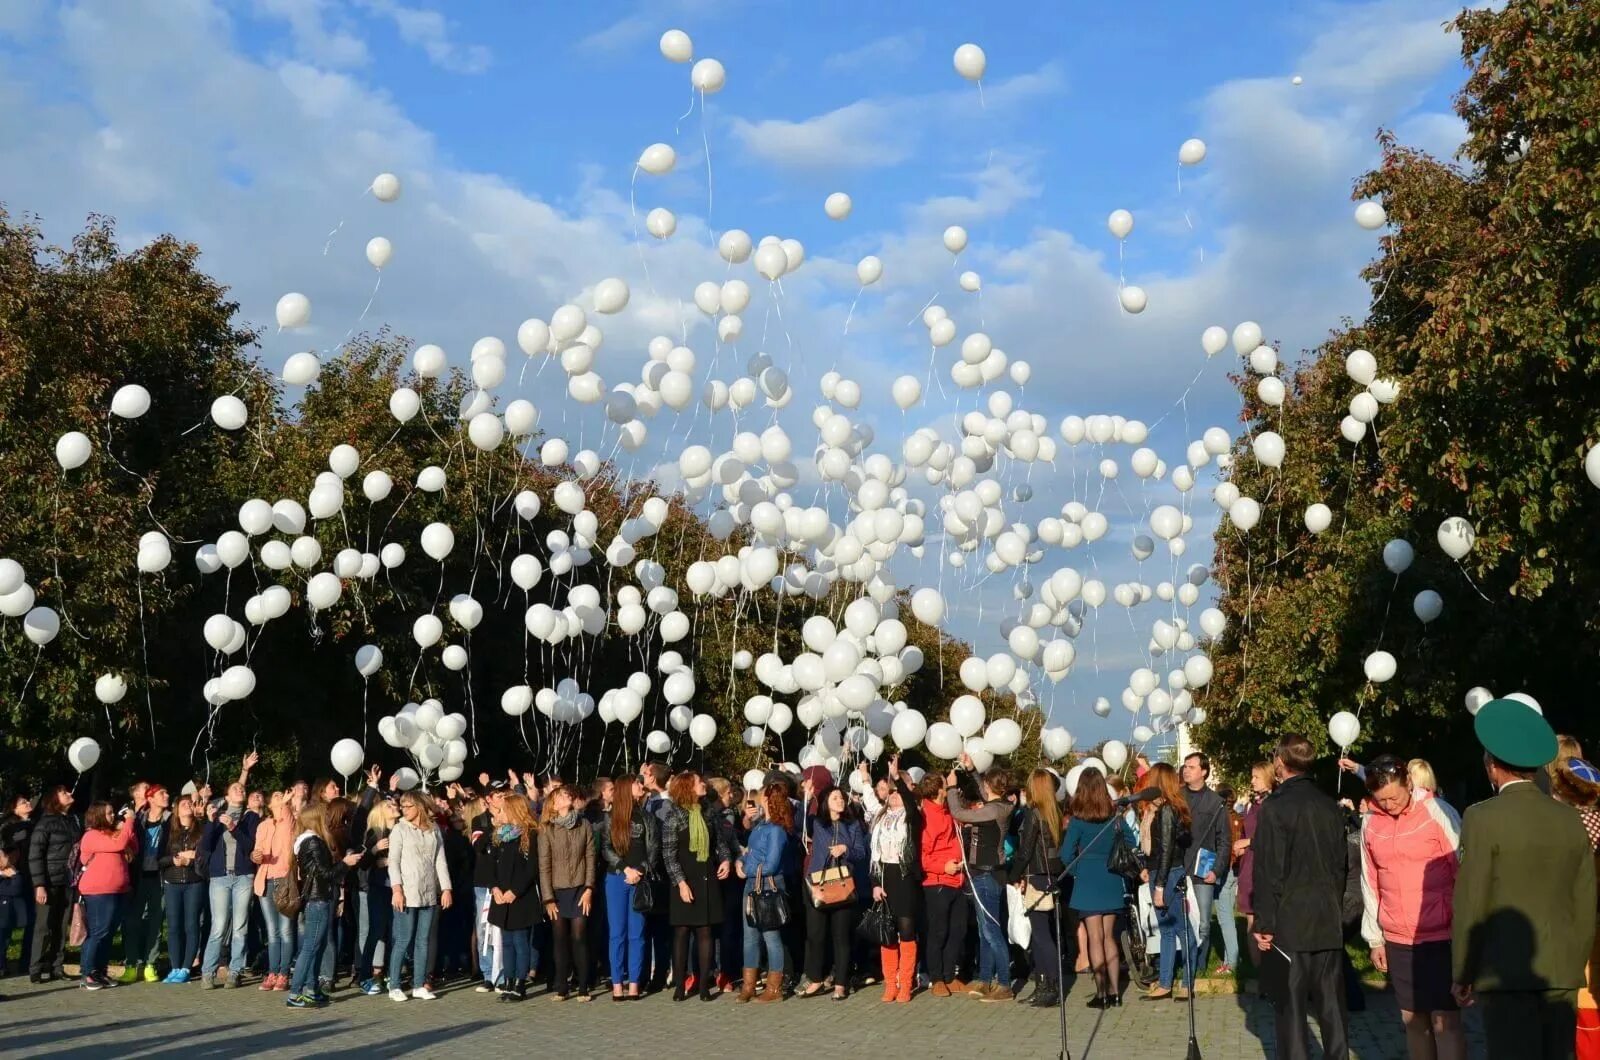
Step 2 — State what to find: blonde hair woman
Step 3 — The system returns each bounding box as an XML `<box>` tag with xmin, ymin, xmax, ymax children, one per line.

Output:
<box><xmin>355</xmin><ymin>799</ymin><xmax>400</xmax><ymax>994</ymax></box>
<box><xmin>386</xmin><ymin>791</ymin><xmax>453</xmax><ymax>1001</ymax></box>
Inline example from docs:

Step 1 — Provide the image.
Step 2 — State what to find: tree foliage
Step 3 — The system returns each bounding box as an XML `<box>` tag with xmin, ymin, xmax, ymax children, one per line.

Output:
<box><xmin>0</xmin><ymin>209</ymin><xmax>1025</xmax><ymax>794</ymax></box>
<box><xmin>1201</xmin><ymin>0</ymin><xmax>1600</xmax><ymax>778</ymax></box>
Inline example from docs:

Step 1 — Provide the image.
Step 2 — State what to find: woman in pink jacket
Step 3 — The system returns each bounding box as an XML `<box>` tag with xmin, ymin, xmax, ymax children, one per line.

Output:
<box><xmin>1359</xmin><ymin>755</ymin><xmax>1465</xmax><ymax>1060</ymax></box>
<box><xmin>251</xmin><ymin>792</ymin><xmax>297</xmax><ymax>990</ymax></box>
<box><xmin>77</xmin><ymin>802</ymin><xmax>136</xmax><ymax>990</ymax></box>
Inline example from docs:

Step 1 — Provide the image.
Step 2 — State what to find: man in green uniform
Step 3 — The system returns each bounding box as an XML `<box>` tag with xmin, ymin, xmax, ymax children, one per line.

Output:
<box><xmin>1452</xmin><ymin>698</ymin><xmax>1596</xmax><ymax>1059</ymax></box>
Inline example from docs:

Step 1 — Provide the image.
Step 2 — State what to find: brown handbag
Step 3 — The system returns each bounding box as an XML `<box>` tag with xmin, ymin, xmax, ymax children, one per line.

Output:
<box><xmin>808</xmin><ymin>858</ymin><xmax>857</xmax><ymax>908</ymax></box>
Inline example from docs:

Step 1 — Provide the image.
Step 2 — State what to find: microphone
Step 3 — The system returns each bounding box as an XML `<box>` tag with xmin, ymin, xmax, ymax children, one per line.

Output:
<box><xmin>1114</xmin><ymin>788</ymin><xmax>1161</xmax><ymax>807</ymax></box>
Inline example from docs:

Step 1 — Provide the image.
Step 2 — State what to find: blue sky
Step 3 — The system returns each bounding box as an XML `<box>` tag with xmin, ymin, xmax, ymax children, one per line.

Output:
<box><xmin>0</xmin><ymin>0</ymin><xmax>1475</xmax><ymax>752</ymax></box>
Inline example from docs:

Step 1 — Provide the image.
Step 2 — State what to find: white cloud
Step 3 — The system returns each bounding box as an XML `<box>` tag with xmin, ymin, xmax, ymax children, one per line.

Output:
<box><xmin>729</xmin><ymin>99</ymin><xmax>915</xmax><ymax>171</ymax></box>
<box><xmin>356</xmin><ymin>0</ymin><xmax>490</xmax><ymax>74</ymax></box>
<box><xmin>251</xmin><ymin>0</ymin><xmax>370</xmax><ymax>69</ymax></box>
<box><xmin>821</xmin><ymin>31</ymin><xmax>923</xmax><ymax>74</ymax></box>
<box><xmin>576</xmin><ymin>14</ymin><xmax>653</xmax><ymax>56</ymax></box>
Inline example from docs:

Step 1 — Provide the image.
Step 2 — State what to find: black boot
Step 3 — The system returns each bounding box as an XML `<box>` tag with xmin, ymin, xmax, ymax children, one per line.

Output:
<box><xmin>1030</xmin><ymin>977</ymin><xmax>1060</xmax><ymax>1008</ymax></box>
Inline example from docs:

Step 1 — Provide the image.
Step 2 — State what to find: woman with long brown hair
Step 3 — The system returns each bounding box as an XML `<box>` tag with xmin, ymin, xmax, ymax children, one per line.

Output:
<box><xmin>597</xmin><ymin>774</ymin><xmax>655</xmax><ymax>1001</ymax></box>
<box><xmin>660</xmin><ymin>771</ymin><xmax>732</xmax><ymax>1001</ymax></box>
<box><xmin>1014</xmin><ymin>769</ymin><xmax>1066</xmax><ymax>1008</ymax></box>
<box><xmin>1139</xmin><ymin>762</ymin><xmax>1192</xmax><ymax>1001</ymax></box>
<box><xmin>489</xmin><ymin>792</ymin><xmax>541</xmax><ymax>1002</ymax></box>
<box><xmin>76</xmin><ymin>801</ymin><xmax>135</xmax><ymax>989</ymax></box>
<box><xmin>736</xmin><ymin>784</ymin><xmax>792</xmax><ymax>1004</ymax></box>
<box><xmin>539</xmin><ymin>783</ymin><xmax>596</xmax><ymax>1002</ymax></box>
<box><xmin>157</xmin><ymin>794</ymin><xmax>208</xmax><ymax>983</ymax></box>
<box><xmin>1062</xmin><ymin>767</ymin><xmax>1137</xmax><ymax>1007</ymax></box>
<box><xmin>286</xmin><ymin>800</ymin><xmax>360</xmax><ymax>1007</ymax></box>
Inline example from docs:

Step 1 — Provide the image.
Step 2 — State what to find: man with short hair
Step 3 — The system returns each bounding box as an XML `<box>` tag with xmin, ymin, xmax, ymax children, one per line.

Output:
<box><xmin>1359</xmin><ymin>754</ymin><xmax>1465</xmax><ymax>1060</ymax></box>
<box><xmin>1252</xmin><ymin>734</ymin><xmax>1350</xmax><ymax>1060</ymax></box>
<box><xmin>197</xmin><ymin>768</ymin><xmax>262</xmax><ymax>988</ymax></box>
<box><xmin>1452</xmin><ymin>699</ymin><xmax>1595</xmax><ymax>1059</ymax></box>
<box><xmin>1180</xmin><ymin>752</ymin><xmax>1231</xmax><ymax>998</ymax></box>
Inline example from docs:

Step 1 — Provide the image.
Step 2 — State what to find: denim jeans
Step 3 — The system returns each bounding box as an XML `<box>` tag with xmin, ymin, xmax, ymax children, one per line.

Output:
<box><xmin>741</xmin><ymin>920</ymin><xmax>785</xmax><ymax>972</ymax></box>
<box><xmin>474</xmin><ymin>887</ymin><xmax>494</xmax><ymax>981</ymax></box>
<box><xmin>604</xmin><ymin>873</ymin><xmax>646</xmax><ymax>986</ymax></box>
<box><xmin>358</xmin><ymin>884</ymin><xmax>392</xmax><ymax>981</ymax></box>
<box><xmin>80</xmin><ymin>893</ymin><xmax>122</xmax><ymax>978</ymax></box>
<box><xmin>969</xmin><ymin>871</ymin><xmax>1009</xmax><ymax>985</ymax></box>
<box><xmin>290</xmin><ymin>899</ymin><xmax>331</xmax><ymax>996</ymax></box>
<box><xmin>391</xmin><ymin>905</ymin><xmax>436</xmax><ymax>991</ymax></box>
<box><xmin>122</xmin><ymin>873</ymin><xmax>164</xmax><ymax>967</ymax></box>
<box><xmin>163</xmin><ymin>881</ymin><xmax>205</xmax><ymax>972</ymax></box>
<box><xmin>1189</xmin><ymin>878</ymin><xmax>1216</xmax><ymax>969</ymax></box>
<box><xmin>202</xmin><ymin>875</ymin><xmax>254</xmax><ymax>979</ymax></box>
<box><xmin>1156</xmin><ymin>867</ymin><xmax>1195</xmax><ymax>989</ymax></box>
<box><xmin>259</xmin><ymin>879</ymin><xmax>297</xmax><ymax>976</ymax></box>
<box><xmin>1213</xmin><ymin>874</ymin><xmax>1240</xmax><ymax>968</ymax></box>
<box><xmin>501</xmin><ymin>927</ymin><xmax>532</xmax><ymax>984</ymax></box>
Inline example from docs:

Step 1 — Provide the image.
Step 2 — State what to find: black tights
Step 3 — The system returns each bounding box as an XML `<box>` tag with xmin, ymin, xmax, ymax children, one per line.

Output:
<box><xmin>552</xmin><ymin>915</ymin><xmax>590</xmax><ymax>995</ymax></box>
<box><xmin>673</xmin><ymin>925</ymin><xmax>713</xmax><ymax>996</ymax></box>
<box><xmin>1082</xmin><ymin>913</ymin><xmax>1119</xmax><ymax>997</ymax></box>
<box><xmin>896</xmin><ymin>916</ymin><xmax>917</xmax><ymax>943</ymax></box>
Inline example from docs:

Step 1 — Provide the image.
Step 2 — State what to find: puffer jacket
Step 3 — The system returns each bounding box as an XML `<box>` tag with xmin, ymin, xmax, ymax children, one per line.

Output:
<box><xmin>919</xmin><ymin>797</ymin><xmax>963</xmax><ymax>888</ymax></box>
<box><xmin>294</xmin><ymin>832</ymin><xmax>345</xmax><ymax>902</ymax></box>
<box><xmin>28</xmin><ymin>812</ymin><xmax>81</xmax><ymax>888</ymax></box>
<box><xmin>1360</xmin><ymin>791</ymin><xmax>1462</xmax><ymax>947</ymax></box>
<box><xmin>539</xmin><ymin>815</ymin><xmax>596</xmax><ymax>897</ymax></box>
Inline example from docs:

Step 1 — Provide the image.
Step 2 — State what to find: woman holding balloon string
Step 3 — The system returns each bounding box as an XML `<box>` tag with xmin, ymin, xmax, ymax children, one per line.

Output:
<box><xmin>873</xmin><ymin>755</ymin><xmax>924</xmax><ymax>1003</ymax></box>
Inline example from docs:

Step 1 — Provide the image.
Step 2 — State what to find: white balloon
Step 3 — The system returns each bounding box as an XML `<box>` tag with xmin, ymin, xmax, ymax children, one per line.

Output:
<box><xmin>110</xmin><ymin>384</ymin><xmax>151</xmax><ymax>419</ymax></box>
<box><xmin>824</xmin><ymin>192</ymin><xmax>852</xmax><ymax>220</ymax></box>
<box><xmin>275</xmin><ymin>292</ymin><xmax>311</xmax><ymax>329</ymax></box>
<box><xmin>1354</xmin><ymin>201</ymin><xmax>1387</xmax><ymax>230</ymax></box>
<box><xmin>95</xmin><ymin>672</ymin><xmax>128</xmax><ymax>705</ymax></box>
<box><xmin>638</xmin><ymin>143</ymin><xmax>676</xmax><ymax>175</ymax></box>
<box><xmin>1118</xmin><ymin>286</ymin><xmax>1147</xmax><ymax>314</ymax></box>
<box><xmin>1107</xmin><ymin>209</ymin><xmax>1134</xmax><ymax>240</ymax></box>
<box><xmin>856</xmin><ymin>256</ymin><xmax>882</xmax><ymax>286</ymax></box>
<box><xmin>1464</xmin><ymin>686</ymin><xmax>1493</xmax><ymax>715</ymax></box>
<box><xmin>413</xmin><ymin>614</ymin><xmax>443</xmax><ymax>649</ymax></box>
<box><xmin>23</xmin><ymin>606</ymin><xmax>60</xmax><ymax>646</ymax></box>
<box><xmin>1382</xmin><ymin>538</ymin><xmax>1414</xmax><ymax>574</ymax></box>
<box><xmin>210</xmin><ymin>395</ymin><xmax>247</xmax><ymax>430</ymax></box>
<box><xmin>365</xmin><ymin>237</ymin><xmax>392</xmax><ymax>270</ymax></box>
<box><xmin>925</xmin><ymin>722</ymin><xmax>963</xmax><ymax>760</ymax></box>
<box><xmin>691</xmin><ymin>57</ymin><xmax>726</xmax><ymax>93</ymax></box>
<box><xmin>1178</xmin><ymin>138</ymin><xmax>1207</xmax><ymax>165</ymax></box>
<box><xmin>68</xmin><ymin>736</ymin><xmax>101</xmax><ymax>773</ymax></box>
<box><xmin>1364</xmin><ymin>650</ymin><xmax>1397</xmax><ymax>684</ymax></box>
<box><xmin>594</xmin><ymin>277</ymin><xmax>630</xmax><ymax>314</ymax></box>
<box><xmin>911</xmin><ymin>587</ymin><xmax>945</xmax><ymax>626</ymax></box>
<box><xmin>54</xmin><ymin>431</ymin><xmax>91</xmax><ymax>471</ymax></box>
<box><xmin>330</xmin><ymin>738</ymin><xmax>364</xmax><ymax>777</ymax></box>
<box><xmin>659</xmin><ymin>28</ymin><xmax>692</xmax><ymax>62</ymax></box>
<box><xmin>952</xmin><ymin>42</ymin><xmax>986</xmax><ymax>80</ymax></box>
<box><xmin>1437</xmin><ymin>517</ymin><xmax>1475</xmax><ymax>560</ymax></box>
<box><xmin>371</xmin><ymin>172</ymin><xmax>401</xmax><ymax>202</ymax></box>
<box><xmin>1328</xmin><ymin>710</ymin><xmax>1361</xmax><ymax>748</ymax></box>
<box><xmin>1304</xmin><ymin>503</ymin><xmax>1333</xmax><ymax>535</ymax></box>
<box><xmin>421</xmin><ymin>522</ymin><xmax>454</xmax><ymax>561</ymax></box>
<box><xmin>1413</xmin><ymin>589</ymin><xmax>1443</xmax><ymax>624</ymax></box>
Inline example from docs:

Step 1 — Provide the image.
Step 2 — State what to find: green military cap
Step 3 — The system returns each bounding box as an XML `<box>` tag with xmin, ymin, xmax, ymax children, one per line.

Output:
<box><xmin>1474</xmin><ymin>697</ymin><xmax>1557</xmax><ymax>769</ymax></box>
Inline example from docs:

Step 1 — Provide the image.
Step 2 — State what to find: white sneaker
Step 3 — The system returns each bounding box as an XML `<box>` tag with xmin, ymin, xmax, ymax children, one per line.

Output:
<box><xmin>475</xmin><ymin>982</ymin><xmax>494</xmax><ymax>993</ymax></box>
<box><xmin>412</xmin><ymin>986</ymin><xmax>438</xmax><ymax>1001</ymax></box>
<box><xmin>388</xmin><ymin>987</ymin><xmax>409</xmax><ymax>1002</ymax></box>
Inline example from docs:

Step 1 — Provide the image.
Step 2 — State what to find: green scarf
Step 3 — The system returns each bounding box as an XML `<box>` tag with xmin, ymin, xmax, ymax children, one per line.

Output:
<box><xmin>687</xmin><ymin>804</ymin><xmax>710</xmax><ymax>862</ymax></box>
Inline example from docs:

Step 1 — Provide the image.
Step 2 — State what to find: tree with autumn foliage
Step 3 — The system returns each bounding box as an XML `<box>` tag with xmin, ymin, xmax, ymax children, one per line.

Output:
<box><xmin>1200</xmin><ymin>0</ymin><xmax>1600</xmax><ymax>782</ymax></box>
<box><xmin>0</xmin><ymin>209</ymin><xmax>1022</xmax><ymax>795</ymax></box>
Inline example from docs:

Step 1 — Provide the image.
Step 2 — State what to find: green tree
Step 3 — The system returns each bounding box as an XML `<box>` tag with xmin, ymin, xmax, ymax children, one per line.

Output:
<box><xmin>1200</xmin><ymin>0</ymin><xmax>1600</xmax><ymax>781</ymax></box>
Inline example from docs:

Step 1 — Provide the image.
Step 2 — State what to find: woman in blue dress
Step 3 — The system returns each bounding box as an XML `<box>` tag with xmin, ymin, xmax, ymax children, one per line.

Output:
<box><xmin>1060</xmin><ymin>766</ymin><xmax>1136</xmax><ymax>1008</ymax></box>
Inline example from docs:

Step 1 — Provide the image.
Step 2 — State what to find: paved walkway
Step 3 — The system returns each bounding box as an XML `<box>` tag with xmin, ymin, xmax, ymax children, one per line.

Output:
<box><xmin>0</xmin><ymin>976</ymin><xmax>1487</xmax><ymax>1058</ymax></box>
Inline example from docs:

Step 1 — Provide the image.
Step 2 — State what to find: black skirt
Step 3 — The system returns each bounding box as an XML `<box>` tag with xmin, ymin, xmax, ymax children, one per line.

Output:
<box><xmin>669</xmin><ymin>855</ymin><xmax>723</xmax><ymax>927</ymax></box>
<box><xmin>880</xmin><ymin>861</ymin><xmax>919</xmax><ymax>919</ymax></box>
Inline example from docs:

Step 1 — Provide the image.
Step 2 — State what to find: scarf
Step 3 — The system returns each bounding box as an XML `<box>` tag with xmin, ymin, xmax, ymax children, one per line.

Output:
<box><xmin>687</xmin><ymin>804</ymin><xmax>710</xmax><ymax>862</ymax></box>
<box><xmin>495</xmin><ymin>823</ymin><xmax>522</xmax><ymax>845</ymax></box>
<box><xmin>552</xmin><ymin>811</ymin><xmax>580</xmax><ymax>830</ymax></box>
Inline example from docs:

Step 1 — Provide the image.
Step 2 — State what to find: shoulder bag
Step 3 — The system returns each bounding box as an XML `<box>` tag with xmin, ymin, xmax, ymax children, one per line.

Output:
<box><xmin>744</xmin><ymin>867</ymin><xmax>791</xmax><ymax>931</ymax></box>
<box><xmin>1107</xmin><ymin>821</ymin><xmax>1145</xmax><ymax>884</ymax></box>
<box><xmin>275</xmin><ymin>852</ymin><xmax>303</xmax><ymax>919</ymax></box>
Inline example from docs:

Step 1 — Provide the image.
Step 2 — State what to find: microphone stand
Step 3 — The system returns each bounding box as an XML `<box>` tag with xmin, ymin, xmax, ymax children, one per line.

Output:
<box><xmin>1039</xmin><ymin>808</ymin><xmax>1135</xmax><ymax>1060</ymax></box>
<box><xmin>1174</xmin><ymin>873</ymin><xmax>1204</xmax><ymax>1060</ymax></box>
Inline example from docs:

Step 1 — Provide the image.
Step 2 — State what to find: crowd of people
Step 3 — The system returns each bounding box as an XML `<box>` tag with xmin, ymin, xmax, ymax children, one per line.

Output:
<box><xmin>0</xmin><ymin>696</ymin><xmax>1596</xmax><ymax>1060</ymax></box>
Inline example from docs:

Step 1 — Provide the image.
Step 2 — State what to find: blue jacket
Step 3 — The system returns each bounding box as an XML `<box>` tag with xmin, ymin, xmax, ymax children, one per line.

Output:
<box><xmin>806</xmin><ymin>817</ymin><xmax>868</xmax><ymax>881</ymax></box>
<box><xmin>741</xmin><ymin>820</ymin><xmax>788</xmax><ymax>891</ymax></box>
<box><xmin>197</xmin><ymin>810</ymin><xmax>261</xmax><ymax>878</ymax></box>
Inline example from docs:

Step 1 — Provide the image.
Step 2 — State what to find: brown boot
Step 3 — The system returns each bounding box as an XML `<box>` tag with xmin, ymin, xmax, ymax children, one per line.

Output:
<box><xmin>895</xmin><ymin>941</ymin><xmax>917</xmax><ymax>1003</ymax></box>
<box><xmin>879</xmin><ymin>946</ymin><xmax>899</xmax><ymax>1002</ymax></box>
<box><xmin>752</xmin><ymin>971</ymin><xmax>785</xmax><ymax>1003</ymax></box>
<box><xmin>733</xmin><ymin>968</ymin><xmax>758</xmax><ymax>1003</ymax></box>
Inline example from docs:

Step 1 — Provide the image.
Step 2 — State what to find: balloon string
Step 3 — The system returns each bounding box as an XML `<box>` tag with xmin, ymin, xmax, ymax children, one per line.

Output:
<box><xmin>137</xmin><ymin>575</ymin><xmax>156</xmax><ymax>748</ymax></box>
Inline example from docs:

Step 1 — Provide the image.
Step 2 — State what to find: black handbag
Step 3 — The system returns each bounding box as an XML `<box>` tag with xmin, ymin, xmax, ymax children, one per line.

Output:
<box><xmin>856</xmin><ymin>897</ymin><xmax>898</xmax><ymax>947</ymax></box>
<box><xmin>1107</xmin><ymin>822</ymin><xmax>1144</xmax><ymax>884</ymax></box>
<box><xmin>744</xmin><ymin>868</ymin><xmax>791</xmax><ymax>931</ymax></box>
<box><xmin>631</xmin><ymin>871</ymin><xmax>656</xmax><ymax>914</ymax></box>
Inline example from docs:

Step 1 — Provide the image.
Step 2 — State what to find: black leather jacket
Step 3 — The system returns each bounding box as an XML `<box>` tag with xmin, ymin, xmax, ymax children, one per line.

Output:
<box><xmin>1148</xmin><ymin>804</ymin><xmax>1190</xmax><ymax>884</ymax></box>
<box><xmin>596</xmin><ymin>806</ymin><xmax>659</xmax><ymax>875</ymax></box>
<box><xmin>296</xmin><ymin>834</ymin><xmax>346</xmax><ymax>902</ymax></box>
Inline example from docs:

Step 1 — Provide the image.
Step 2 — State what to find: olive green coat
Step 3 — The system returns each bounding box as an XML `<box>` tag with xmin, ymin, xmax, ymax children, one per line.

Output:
<box><xmin>1451</xmin><ymin>781</ymin><xmax>1596</xmax><ymax>992</ymax></box>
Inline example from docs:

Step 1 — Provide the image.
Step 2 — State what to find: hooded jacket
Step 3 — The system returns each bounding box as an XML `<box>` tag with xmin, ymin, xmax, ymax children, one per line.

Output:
<box><xmin>919</xmin><ymin>796</ymin><xmax>964</xmax><ymax>888</ymax></box>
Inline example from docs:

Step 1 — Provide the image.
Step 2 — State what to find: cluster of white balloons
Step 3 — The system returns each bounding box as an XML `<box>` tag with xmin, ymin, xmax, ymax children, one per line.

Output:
<box><xmin>377</xmin><ymin>699</ymin><xmax>468</xmax><ymax>786</ymax></box>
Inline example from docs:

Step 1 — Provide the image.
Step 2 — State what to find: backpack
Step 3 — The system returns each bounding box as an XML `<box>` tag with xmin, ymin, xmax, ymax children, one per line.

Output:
<box><xmin>66</xmin><ymin>839</ymin><xmax>88</xmax><ymax>891</ymax></box>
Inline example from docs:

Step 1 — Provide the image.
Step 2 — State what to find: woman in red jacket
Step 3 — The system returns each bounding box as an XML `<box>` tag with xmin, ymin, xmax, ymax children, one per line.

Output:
<box><xmin>916</xmin><ymin>769</ymin><xmax>969</xmax><ymax>997</ymax></box>
<box><xmin>77</xmin><ymin>802</ymin><xmax>135</xmax><ymax>990</ymax></box>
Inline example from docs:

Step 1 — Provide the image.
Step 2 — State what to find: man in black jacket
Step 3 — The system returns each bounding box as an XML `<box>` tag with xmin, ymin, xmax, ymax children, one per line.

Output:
<box><xmin>1181</xmin><ymin>752</ymin><xmax>1232</xmax><ymax>998</ymax></box>
<box><xmin>1252</xmin><ymin>733</ymin><xmax>1350</xmax><ymax>1060</ymax></box>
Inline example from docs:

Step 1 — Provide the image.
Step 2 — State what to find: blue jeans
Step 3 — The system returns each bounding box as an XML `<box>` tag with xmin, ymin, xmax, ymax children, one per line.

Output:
<box><xmin>970</xmin><ymin>871</ymin><xmax>1009</xmax><ymax>985</ymax></box>
<box><xmin>358</xmin><ymin>884</ymin><xmax>392</xmax><ymax>981</ymax></box>
<box><xmin>1156</xmin><ymin>867</ymin><xmax>1196</xmax><ymax>989</ymax></box>
<box><xmin>1189</xmin><ymin>878</ymin><xmax>1216</xmax><ymax>969</ymax></box>
<box><xmin>1213</xmin><ymin>874</ymin><xmax>1239</xmax><ymax>968</ymax></box>
<box><xmin>80</xmin><ymin>893</ymin><xmax>122</xmax><ymax>978</ymax></box>
<box><xmin>501</xmin><ymin>927</ymin><xmax>532</xmax><ymax>984</ymax></box>
<box><xmin>202</xmin><ymin>874</ymin><xmax>253</xmax><ymax>979</ymax></box>
<box><xmin>605</xmin><ymin>873</ymin><xmax>646</xmax><ymax>986</ymax></box>
<box><xmin>163</xmin><ymin>881</ymin><xmax>205</xmax><ymax>972</ymax></box>
<box><xmin>391</xmin><ymin>905</ymin><xmax>436</xmax><ymax>991</ymax></box>
<box><xmin>290</xmin><ymin>899</ymin><xmax>331</xmax><ymax>996</ymax></box>
<box><xmin>259</xmin><ymin>880</ymin><xmax>296</xmax><ymax>976</ymax></box>
<box><xmin>741</xmin><ymin>920</ymin><xmax>784</xmax><ymax>973</ymax></box>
